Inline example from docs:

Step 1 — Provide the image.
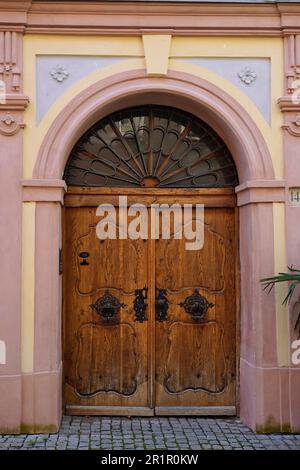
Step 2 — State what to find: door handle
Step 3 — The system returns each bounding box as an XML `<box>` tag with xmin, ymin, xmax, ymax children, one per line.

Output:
<box><xmin>155</xmin><ymin>288</ymin><xmax>169</xmax><ymax>322</ymax></box>
<box><xmin>79</xmin><ymin>251</ymin><xmax>90</xmax><ymax>266</ymax></box>
<box><xmin>90</xmin><ymin>290</ymin><xmax>126</xmax><ymax>321</ymax></box>
<box><xmin>179</xmin><ymin>289</ymin><xmax>214</xmax><ymax>321</ymax></box>
<box><xmin>134</xmin><ymin>287</ymin><xmax>148</xmax><ymax>323</ymax></box>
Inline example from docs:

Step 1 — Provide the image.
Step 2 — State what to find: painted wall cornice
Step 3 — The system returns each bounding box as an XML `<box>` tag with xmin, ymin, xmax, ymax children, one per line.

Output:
<box><xmin>0</xmin><ymin>95</ymin><xmax>29</xmax><ymax>111</ymax></box>
<box><xmin>0</xmin><ymin>1</ymin><xmax>32</xmax><ymax>10</ymax></box>
<box><xmin>0</xmin><ymin>1</ymin><xmax>300</xmax><ymax>36</ymax></box>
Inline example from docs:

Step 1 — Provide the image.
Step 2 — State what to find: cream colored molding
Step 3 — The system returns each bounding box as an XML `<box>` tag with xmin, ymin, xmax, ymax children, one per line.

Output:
<box><xmin>142</xmin><ymin>35</ymin><xmax>171</xmax><ymax>76</ymax></box>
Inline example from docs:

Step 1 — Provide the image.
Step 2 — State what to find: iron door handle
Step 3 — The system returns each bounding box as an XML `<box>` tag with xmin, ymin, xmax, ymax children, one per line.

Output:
<box><xmin>79</xmin><ymin>251</ymin><xmax>90</xmax><ymax>266</ymax></box>
<box><xmin>155</xmin><ymin>288</ymin><xmax>169</xmax><ymax>322</ymax></box>
<box><xmin>90</xmin><ymin>291</ymin><xmax>126</xmax><ymax>321</ymax></box>
<box><xmin>134</xmin><ymin>287</ymin><xmax>148</xmax><ymax>323</ymax></box>
<box><xmin>179</xmin><ymin>289</ymin><xmax>214</xmax><ymax>321</ymax></box>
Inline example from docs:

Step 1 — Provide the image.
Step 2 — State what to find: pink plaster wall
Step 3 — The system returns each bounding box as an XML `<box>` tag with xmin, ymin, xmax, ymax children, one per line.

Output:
<box><xmin>281</xmin><ymin>115</ymin><xmax>300</xmax><ymax>433</ymax></box>
<box><xmin>0</xmin><ymin>121</ymin><xmax>23</xmax><ymax>375</ymax></box>
<box><xmin>0</xmin><ymin>111</ymin><xmax>24</xmax><ymax>433</ymax></box>
<box><xmin>0</xmin><ymin>0</ymin><xmax>299</xmax><ymax>438</ymax></box>
<box><xmin>29</xmin><ymin>70</ymin><xmax>289</xmax><ymax>433</ymax></box>
<box><xmin>34</xmin><ymin>202</ymin><xmax>62</xmax><ymax>372</ymax></box>
<box><xmin>1</xmin><ymin>66</ymin><xmax>299</xmax><ymax>433</ymax></box>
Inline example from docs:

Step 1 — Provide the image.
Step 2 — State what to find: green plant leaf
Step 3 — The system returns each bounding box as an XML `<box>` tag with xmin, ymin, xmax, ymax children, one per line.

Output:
<box><xmin>261</xmin><ymin>267</ymin><xmax>300</xmax><ymax>338</ymax></box>
<box><xmin>293</xmin><ymin>296</ymin><xmax>300</xmax><ymax>339</ymax></box>
<box><xmin>288</xmin><ymin>266</ymin><xmax>300</xmax><ymax>273</ymax></box>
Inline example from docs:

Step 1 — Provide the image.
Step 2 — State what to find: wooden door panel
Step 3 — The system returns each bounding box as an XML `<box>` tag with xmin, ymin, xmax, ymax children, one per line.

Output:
<box><xmin>64</xmin><ymin>207</ymin><xmax>151</xmax><ymax>412</ymax></box>
<box><xmin>161</xmin><ymin>321</ymin><xmax>226</xmax><ymax>394</ymax></box>
<box><xmin>76</xmin><ymin>322</ymin><xmax>139</xmax><ymax>397</ymax></box>
<box><xmin>64</xmin><ymin>200</ymin><xmax>237</xmax><ymax>415</ymax></box>
<box><xmin>155</xmin><ymin>207</ymin><xmax>237</xmax><ymax>410</ymax></box>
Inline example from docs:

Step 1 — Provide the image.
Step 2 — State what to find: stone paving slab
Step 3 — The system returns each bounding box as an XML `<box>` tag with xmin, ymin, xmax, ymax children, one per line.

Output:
<box><xmin>1</xmin><ymin>416</ymin><xmax>300</xmax><ymax>450</ymax></box>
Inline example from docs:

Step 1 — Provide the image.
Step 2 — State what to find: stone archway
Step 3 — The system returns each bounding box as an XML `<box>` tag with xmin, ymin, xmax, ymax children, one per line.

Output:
<box><xmin>34</xmin><ymin>70</ymin><xmax>274</xmax><ymax>181</ymax></box>
<box><xmin>23</xmin><ymin>69</ymin><xmax>285</xmax><ymax>431</ymax></box>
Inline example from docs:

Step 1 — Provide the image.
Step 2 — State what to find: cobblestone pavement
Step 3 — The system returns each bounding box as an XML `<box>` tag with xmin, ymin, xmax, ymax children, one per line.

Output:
<box><xmin>1</xmin><ymin>416</ymin><xmax>300</xmax><ymax>450</ymax></box>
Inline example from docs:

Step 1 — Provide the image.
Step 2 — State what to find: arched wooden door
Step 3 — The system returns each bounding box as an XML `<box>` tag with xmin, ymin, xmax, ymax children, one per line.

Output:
<box><xmin>63</xmin><ymin>106</ymin><xmax>239</xmax><ymax>416</ymax></box>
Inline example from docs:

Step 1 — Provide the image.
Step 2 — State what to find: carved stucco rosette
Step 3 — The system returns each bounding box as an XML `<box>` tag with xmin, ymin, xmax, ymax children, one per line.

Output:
<box><xmin>0</xmin><ymin>113</ymin><xmax>25</xmax><ymax>136</ymax></box>
<box><xmin>238</xmin><ymin>67</ymin><xmax>257</xmax><ymax>85</ymax></box>
<box><xmin>50</xmin><ymin>64</ymin><xmax>69</xmax><ymax>83</ymax></box>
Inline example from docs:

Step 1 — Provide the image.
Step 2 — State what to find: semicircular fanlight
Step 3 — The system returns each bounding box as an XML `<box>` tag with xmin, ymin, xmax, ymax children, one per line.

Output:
<box><xmin>63</xmin><ymin>105</ymin><xmax>238</xmax><ymax>188</ymax></box>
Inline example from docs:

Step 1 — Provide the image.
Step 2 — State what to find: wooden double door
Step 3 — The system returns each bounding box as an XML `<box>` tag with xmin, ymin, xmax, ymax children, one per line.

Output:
<box><xmin>63</xmin><ymin>188</ymin><xmax>238</xmax><ymax>416</ymax></box>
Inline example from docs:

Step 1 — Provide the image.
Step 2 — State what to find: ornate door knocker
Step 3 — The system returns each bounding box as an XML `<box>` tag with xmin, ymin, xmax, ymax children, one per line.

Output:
<box><xmin>179</xmin><ymin>289</ymin><xmax>214</xmax><ymax>321</ymax></box>
<box><xmin>90</xmin><ymin>291</ymin><xmax>126</xmax><ymax>321</ymax></box>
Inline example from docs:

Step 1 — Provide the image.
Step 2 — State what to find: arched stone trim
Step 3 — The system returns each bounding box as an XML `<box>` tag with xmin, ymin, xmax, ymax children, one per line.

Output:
<box><xmin>33</xmin><ymin>69</ymin><xmax>274</xmax><ymax>184</ymax></box>
<box><xmin>23</xmin><ymin>68</ymin><xmax>293</xmax><ymax>434</ymax></box>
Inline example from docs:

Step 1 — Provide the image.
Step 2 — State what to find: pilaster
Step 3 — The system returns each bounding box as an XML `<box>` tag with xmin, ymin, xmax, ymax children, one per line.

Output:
<box><xmin>0</xmin><ymin>0</ymin><xmax>30</xmax><ymax>434</ymax></box>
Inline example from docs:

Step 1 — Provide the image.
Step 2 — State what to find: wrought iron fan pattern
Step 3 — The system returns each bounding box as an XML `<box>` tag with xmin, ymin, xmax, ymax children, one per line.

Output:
<box><xmin>64</xmin><ymin>105</ymin><xmax>238</xmax><ymax>188</ymax></box>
